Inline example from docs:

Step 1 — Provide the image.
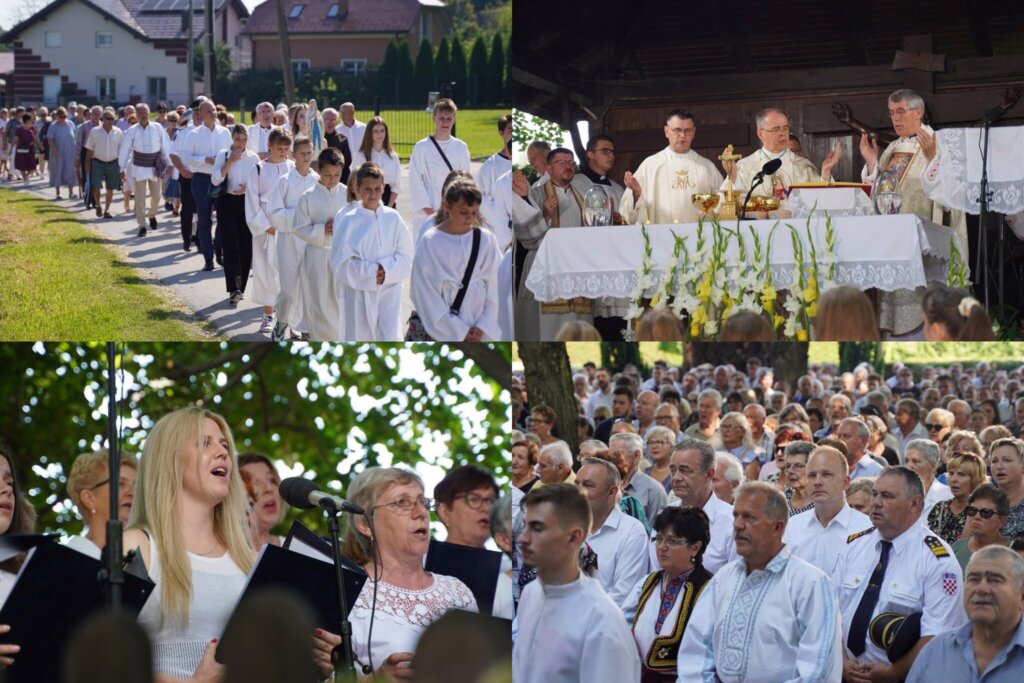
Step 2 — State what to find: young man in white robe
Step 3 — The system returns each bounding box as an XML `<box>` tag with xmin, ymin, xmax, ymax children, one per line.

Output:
<box><xmin>407</xmin><ymin>98</ymin><xmax>472</xmax><ymax>217</ymax></box>
<box><xmin>676</xmin><ymin>482</ymin><xmax>843</xmax><ymax>683</ymax></box>
<box><xmin>514</xmin><ymin>484</ymin><xmax>641</xmax><ymax>683</ymax></box>
<box><xmin>329</xmin><ymin>163</ymin><xmax>413</xmax><ymax>341</ymax></box>
<box><xmin>411</xmin><ymin>179</ymin><xmax>501</xmax><ymax>342</ymax></box>
<box><xmin>475</xmin><ymin>114</ymin><xmax>512</xmax><ymax>201</ymax></box>
<box><xmin>244</xmin><ymin>128</ymin><xmax>294</xmax><ymax>333</ymax></box>
<box><xmin>293</xmin><ymin>148</ymin><xmax>351</xmax><ymax>341</ymax></box>
<box><xmin>268</xmin><ymin>135</ymin><xmax>320</xmax><ymax>341</ymax></box>
<box><xmin>620</xmin><ymin>110</ymin><xmax>724</xmax><ymax>225</ymax></box>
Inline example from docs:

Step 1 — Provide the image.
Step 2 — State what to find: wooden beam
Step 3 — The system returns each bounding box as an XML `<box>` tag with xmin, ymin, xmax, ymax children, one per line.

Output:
<box><xmin>899</xmin><ymin>35</ymin><xmax>937</xmax><ymax>95</ymax></box>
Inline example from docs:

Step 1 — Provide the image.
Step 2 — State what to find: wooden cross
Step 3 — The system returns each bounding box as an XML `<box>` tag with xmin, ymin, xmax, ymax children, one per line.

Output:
<box><xmin>892</xmin><ymin>35</ymin><xmax>944</xmax><ymax>96</ymax></box>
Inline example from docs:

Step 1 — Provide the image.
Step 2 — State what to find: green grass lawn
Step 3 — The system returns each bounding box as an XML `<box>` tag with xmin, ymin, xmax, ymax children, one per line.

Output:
<box><xmin>0</xmin><ymin>189</ymin><xmax>215</xmax><ymax>340</ymax></box>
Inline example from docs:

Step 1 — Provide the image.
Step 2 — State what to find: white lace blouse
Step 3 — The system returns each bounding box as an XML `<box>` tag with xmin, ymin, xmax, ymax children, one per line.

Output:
<box><xmin>350</xmin><ymin>572</ymin><xmax>477</xmax><ymax>672</ymax></box>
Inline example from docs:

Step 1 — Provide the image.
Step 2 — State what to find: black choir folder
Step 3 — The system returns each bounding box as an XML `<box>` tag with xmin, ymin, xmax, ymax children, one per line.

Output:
<box><xmin>0</xmin><ymin>535</ymin><xmax>155</xmax><ymax>683</ymax></box>
<box><xmin>217</xmin><ymin>521</ymin><xmax>368</xmax><ymax>662</ymax></box>
<box><xmin>424</xmin><ymin>539</ymin><xmax>503</xmax><ymax>617</ymax></box>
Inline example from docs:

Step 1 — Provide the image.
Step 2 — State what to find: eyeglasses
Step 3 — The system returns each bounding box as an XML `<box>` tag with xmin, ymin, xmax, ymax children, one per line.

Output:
<box><xmin>965</xmin><ymin>506</ymin><xmax>1000</xmax><ymax>519</ymax></box>
<box><xmin>550</xmin><ymin>159</ymin><xmax>575</xmax><ymax>167</ymax></box>
<box><xmin>887</xmin><ymin>108</ymin><xmax>919</xmax><ymax>118</ymax></box>
<box><xmin>90</xmin><ymin>478</ymin><xmax>135</xmax><ymax>492</ymax></box>
<box><xmin>593</xmin><ymin>148</ymin><xmax>615</xmax><ymax>155</ymax></box>
<box><xmin>925</xmin><ymin>423</ymin><xmax>946</xmax><ymax>431</ymax></box>
<box><xmin>456</xmin><ymin>492</ymin><xmax>497</xmax><ymax>510</ymax></box>
<box><xmin>761</xmin><ymin>125</ymin><xmax>790</xmax><ymax>134</ymax></box>
<box><xmin>373</xmin><ymin>496</ymin><xmax>434</xmax><ymax>513</ymax></box>
<box><xmin>653</xmin><ymin>534</ymin><xmax>690</xmax><ymax>548</ymax></box>
<box><xmin>647</xmin><ymin>439</ymin><xmax>673</xmax><ymax>447</ymax></box>
<box><xmin>655</xmin><ymin>415</ymin><xmax>677</xmax><ymax>422</ymax></box>
<box><xmin>667</xmin><ymin>127</ymin><xmax>696</xmax><ymax>136</ymax></box>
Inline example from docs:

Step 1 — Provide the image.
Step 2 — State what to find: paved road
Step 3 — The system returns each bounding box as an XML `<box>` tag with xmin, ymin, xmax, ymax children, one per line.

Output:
<box><xmin>5</xmin><ymin>161</ymin><xmax>482</xmax><ymax>340</ymax></box>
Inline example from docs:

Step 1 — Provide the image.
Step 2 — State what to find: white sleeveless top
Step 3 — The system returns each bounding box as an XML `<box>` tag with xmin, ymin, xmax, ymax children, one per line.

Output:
<box><xmin>136</xmin><ymin>538</ymin><xmax>247</xmax><ymax>678</ymax></box>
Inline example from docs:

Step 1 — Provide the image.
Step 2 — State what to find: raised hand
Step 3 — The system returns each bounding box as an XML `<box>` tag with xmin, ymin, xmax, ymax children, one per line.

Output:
<box><xmin>512</xmin><ymin>170</ymin><xmax>529</xmax><ymax>197</ymax></box>
<box><xmin>821</xmin><ymin>144</ymin><xmax>842</xmax><ymax>181</ymax></box>
<box><xmin>917</xmin><ymin>128</ymin><xmax>937</xmax><ymax>161</ymax></box>
<box><xmin>542</xmin><ymin>194</ymin><xmax>560</xmax><ymax>221</ymax></box>
<box><xmin>623</xmin><ymin>171</ymin><xmax>642</xmax><ymax>201</ymax></box>
<box><xmin>859</xmin><ymin>134</ymin><xmax>879</xmax><ymax>173</ymax></box>
<box><xmin>831</xmin><ymin>102</ymin><xmax>853</xmax><ymax>124</ymax></box>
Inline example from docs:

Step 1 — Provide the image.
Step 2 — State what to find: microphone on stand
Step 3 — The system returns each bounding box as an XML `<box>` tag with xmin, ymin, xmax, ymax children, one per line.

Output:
<box><xmin>279</xmin><ymin>477</ymin><xmax>365</xmax><ymax>514</ymax></box>
<box><xmin>982</xmin><ymin>105</ymin><xmax>1006</xmax><ymax>124</ymax></box>
<box><xmin>741</xmin><ymin>158</ymin><xmax>783</xmax><ymax>221</ymax></box>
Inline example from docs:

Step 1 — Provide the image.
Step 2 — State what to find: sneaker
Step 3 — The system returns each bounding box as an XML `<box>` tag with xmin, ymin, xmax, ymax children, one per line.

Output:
<box><xmin>260</xmin><ymin>314</ymin><xmax>275</xmax><ymax>334</ymax></box>
<box><xmin>228</xmin><ymin>290</ymin><xmax>243</xmax><ymax>308</ymax></box>
<box><xmin>202</xmin><ymin>260</ymin><xmax>214</xmax><ymax>272</ymax></box>
<box><xmin>271</xmin><ymin>321</ymin><xmax>288</xmax><ymax>341</ymax></box>
<box><xmin>149</xmin><ymin>216</ymin><xmax>157</xmax><ymax>230</ymax></box>
<box><xmin>137</xmin><ymin>227</ymin><xmax>147</xmax><ymax>237</ymax></box>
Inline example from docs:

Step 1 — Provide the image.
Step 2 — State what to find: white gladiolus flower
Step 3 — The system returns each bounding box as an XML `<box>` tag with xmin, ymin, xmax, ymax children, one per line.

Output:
<box><xmin>704</xmin><ymin>320</ymin><xmax>719</xmax><ymax>336</ymax></box>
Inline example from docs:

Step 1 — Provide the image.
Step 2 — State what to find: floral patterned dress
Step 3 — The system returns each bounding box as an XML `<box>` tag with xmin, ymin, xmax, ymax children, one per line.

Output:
<box><xmin>927</xmin><ymin>499</ymin><xmax>967</xmax><ymax>544</ymax></box>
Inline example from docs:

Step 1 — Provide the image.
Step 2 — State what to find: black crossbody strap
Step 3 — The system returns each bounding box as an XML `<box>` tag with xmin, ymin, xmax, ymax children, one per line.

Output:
<box><xmin>450</xmin><ymin>228</ymin><xmax>481</xmax><ymax>316</ymax></box>
<box><xmin>429</xmin><ymin>135</ymin><xmax>454</xmax><ymax>172</ymax></box>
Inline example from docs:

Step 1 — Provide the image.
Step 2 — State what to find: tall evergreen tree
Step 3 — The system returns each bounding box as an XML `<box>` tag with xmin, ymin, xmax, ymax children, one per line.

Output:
<box><xmin>379</xmin><ymin>40</ymin><xmax>399</xmax><ymax>79</ymax></box>
<box><xmin>468</xmin><ymin>35</ymin><xmax>489</xmax><ymax>106</ymax></box>
<box><xmin>396</xmin><ymin>40</ymin><xmax>415</xmax><ymax>78</ymax></box>
<box><xmin>415</xmin><ymin>38</ymin><xmax>434</xmax><ymax>81</ymax></box>
<box><xmin>487</xmin><ymin>33</ymin><xmax>505</xmax><ymax>105</ymax></box>
<box><xmin>450</xmin><ymin>35</ymin><xmax>468</xmax><ymax>100</ymax></box>
<box><xmin>504</xmin><ymin>32</ymin><xmax>511</xmax><ymax>104</ymax></box>
<box><xmin>434</xmin><ymin>36</ymin><xmax>452</xmax><ymax>89</ymax></box>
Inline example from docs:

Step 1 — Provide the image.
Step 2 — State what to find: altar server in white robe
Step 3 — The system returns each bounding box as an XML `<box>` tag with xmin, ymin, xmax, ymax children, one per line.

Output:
<box><xmin>415</xmin><ymin>169</ymin><xmax>474</xmax><ymax>245</ymax></box>
<box><xmin>411</xmin><ymin>179</ymin><xmax>501</xmax><ymax>342</ymax></box>
<box><xmin>520</xmin><ymin>148</ymin><xmax>592</xmax><ymax>341</ymax></box>
<box><xmin>267</xmin><ymin>135</ymin><xmax>319</xmax><ymax>341</ymax></box>
<box><xmin>861</xmin><ymin>89</ymin><xmax>967</xmax><ymax>336</ymax></box>
<box><xmin>676</xmin><ymin>482</ymin><xmax>843</xmax><ymax>683</ymax></box>
<box><xmin>293</xmin><ymin>148</ymin><xmax>350</xmax><ymax>341</ymax></box>
<box><xmin>244</xmin><ymin>128</ymin><xmax>294</xmax><ymax>333</ymax></box>
<box><xmin>479</xmin><ymin>168</ymin><xmax>513</xmax><ymax>252</ymax></box>
<box><xmin>476</xmin><ymin>114</ymin><xmax>513</xmax><ymax>201</ymax></box>
<box><xmin>620</xmin><ymin>110</ymin><xmax>724</xmax><ymax>225</ymax></box>
<box><xmin>408</xmin><ymin>98</ymin><xmax>472</xmax><ymax>216</ymax></box>
<box><xmin>723</xmin><ymin>108</ymin><xmax>840</xmax><ymax>207</ymax></box>
<box><xmin>514</xmin><ymin>483</ymin><xmax>641</xmax><ymax>683</ymax></box>
<box><xmin>329</xmin><ymin>162</ymin><xmax>413</xmax><ymax>341</ymax></box>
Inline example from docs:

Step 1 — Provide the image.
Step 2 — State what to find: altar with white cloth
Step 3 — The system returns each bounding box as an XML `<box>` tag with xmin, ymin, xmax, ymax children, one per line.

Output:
<box><xmin>524</xmin><ymin>214</ymin><xmax>967</xmax><ymax>303</ymax></box>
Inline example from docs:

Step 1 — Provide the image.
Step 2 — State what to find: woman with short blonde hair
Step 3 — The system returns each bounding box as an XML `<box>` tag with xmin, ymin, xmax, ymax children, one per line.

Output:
<box><xmin>66</xmin><ymin>450</ymin><xmax>138</xmax><ymax>558</ymax></box>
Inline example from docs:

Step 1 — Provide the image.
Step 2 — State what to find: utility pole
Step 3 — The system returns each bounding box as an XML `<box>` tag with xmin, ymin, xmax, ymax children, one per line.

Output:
<box><xmin>186</xmin><ymin>0</ymin><xmax>194</xmax><ymax>103</ymax></box>
<box><xmin>204</xmin><ymin>0</ymin><xmax>214</xmax><ymax>99</ymax></box>
<box><xmin>275</xmin><ymin>0</ymin><xmax>295</xmax><ymax>103</ymax></box>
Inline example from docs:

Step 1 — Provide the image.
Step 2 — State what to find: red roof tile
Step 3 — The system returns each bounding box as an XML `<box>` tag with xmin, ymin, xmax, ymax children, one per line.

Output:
<box><xmin>241</xmin><ymin>0</ymin><xmax>433</xmax><ymax>36</ymax></box>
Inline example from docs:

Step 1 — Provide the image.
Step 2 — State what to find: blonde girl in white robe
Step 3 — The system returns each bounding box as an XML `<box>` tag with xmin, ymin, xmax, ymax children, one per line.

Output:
<box><xmin>329</xmin><ymin>162</ymin><xmax>413</xmax><ymax>341</ymax></box>
<box><xmin>411</xmin><ymin>179</ymin><xmax>501</xmax><ymax>341</ymax></box>
<box><xmin>267</xmin><ymin>135</ymin><xmax>319</xmax><ymax>341</ymax></box>
<box><xmin>293</xmin><ymin>147</ymin><xmax>352</xmax><ymax>341</ymax></box>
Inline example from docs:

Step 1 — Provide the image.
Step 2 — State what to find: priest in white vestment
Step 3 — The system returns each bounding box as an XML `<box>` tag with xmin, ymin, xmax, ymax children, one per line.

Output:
<box><xmin>329</xmin><ymin>167</ymin><xmax>413</xmax><ymax>341</ymax></box>
<box><xmin>620</xmin><ymin>110</ymin><xmax>724</xmax><ymax>225</ymax></box>
<box><xmin>292</xmin><ymin>150</ymin><xmax>351</xmax><ymax>341</ymax></box>
<box><xmin>267</xmin><ymin>140</ymin><xmax>320</xmax><ymax>340</ymax></box>
<box><xmin>244</xmin><ymin>139</ymin><xmax>293</xmax><ymax>333</ymax></box>
<box><xmin>861</xmin><ymin>89</ymin><xmax>968</xmax><ymax>336</ymax></box>
<box><xmin>723</xmin><ymin>108</ymin><xmax>840</xmax><ymax>206</ymax></box>
<box><xmin>407</xmin><ymin>99</ymin><xmax>472</xmax><ymax>216</ymax></box>
<box><xmin>676</xmin><ymin>482</ymin><xmax>843</xmax><ymax>683</ymax></box>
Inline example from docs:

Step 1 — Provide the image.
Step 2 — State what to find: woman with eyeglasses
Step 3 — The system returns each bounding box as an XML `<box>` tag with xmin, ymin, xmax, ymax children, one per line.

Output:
<box><xmin>326</xmin><ymin>467</ymin><xmax>476</xmax><ymax>681</ymax></box>
<box><xmin>990</xmin><ymin>437</ymin><xmax>1024</xmax><ymax>540</ymax></box>
<box><xmin>65</xmin><ymin>449</ymin><xmax>138</xmax><ymax>559</ymax></box>
<box><xmin>529</xmin><ymin>405</ymin><xmax>561</xmax><ymax>447</ymax></box>
<box><xmin>626</xmin><ymin>506</ymin><xmax>711</xmax><ymax>683</ymax></box>
<box><xmin>644</xmin><ymin>426</ymin><xmax>675</xmax><ymax>492</ymax></box>
<box><xmin>927</xmin><ymin>451</ymin><xmax>987</xmax><ymax>544</ymax></box>
<box><xmin>757</xmin><ymin>424</ymin><xmax>810</xmax><ymax>486</ymax></box>
<box><xmin>950</xmin><ymin>483</ymin><xmax>1010</xmax><ymax>572</ymax></box>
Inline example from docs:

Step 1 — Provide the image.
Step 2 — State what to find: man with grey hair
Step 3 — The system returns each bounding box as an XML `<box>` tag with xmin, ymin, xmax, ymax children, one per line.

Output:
<box><xmin>837</xmin><ymin>417</ymin><xmax>885</xmax><ymax>478</ymax></box>
<box><xmin>118</xmin><ymin>102</ymin><xmax>171</xmax><ymax>237</ymax></box>
<box><xmin>907</xmin><ymin>545</ymin><xmax>1024</xmax><ymax>682</ymax></box>
<box><xmin>711</xmin><ymin>451</ymin><xmax>744</xmax><ymax>505</ymax></box>
<box><xmin>721</xmin><ymin>108</ymin><xmax>840</xmax><ymax>207</ymax></box>
<box><xmin>743</xmin><ymin>403</ymin><xmax>774</xmax><ymax>462</ymax></box>
<box><xmin>538</xmin><ymin>441</ymin><xmax>575</xmax><ymax>486</ymax></box>
<box><xmin>578</xmin><ymin>438</ymin><xmax>609</xmax><ymax>461</ymax></box>
<box><xmin>654</xmin><ymin>401</ymin><xmax>683</xmax><ymax>443</ymax></box>
<box><xmin>337</xmin><ymin>102</ymin><xmax>366</xmax><ymax>155</ymax></box>
<box><xmin>817</xmin><ymin>393</ymin><xmax>852</xmax><ymax>440</ymax></box>
<box><xmin>838</xmin><ymin>467</ymin><xmax>966</xmax><ymax>682</ymax></box>
<box><xmin>677</xmin><ymin>481</ymin><xmax>843</xmax><ymax>682</ymax></box>
<box><xmin>610</xmin><ymin>431</ymin><xmax>667</xmax><ymax>523</ymax></box>
<box><xmin>685</xmin><ymin>388</ymin><xmax>722</xmax><ymax>441</ymax></box>
<box><xmin>247</xmin><ymin>101</ymin><xmax>276</xmax><ymax>160</ymax></box>
<box><xmin>321</xmin><ymin>107</ymin><xmax>353</xmax><ymax>184</ymax></box>
<box><xmin>575</xmin><ymin>458</ymin><xmax>650</xmax><ymax>610</ymax></box>
<box><xmin>948</xmin><ymin>399</ymin><xmax>972</xmax><ymax>431</ymax></box>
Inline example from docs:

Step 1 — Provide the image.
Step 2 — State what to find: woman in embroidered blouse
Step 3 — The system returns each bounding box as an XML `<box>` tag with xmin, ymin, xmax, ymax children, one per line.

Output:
<box><xmin>323</xmin><ymin>467</ymin><xmax>476</xmax><ymax>682</ymax></box>
<box><xmin>626</xmin><ymin>506</ymin><xmax>712</xmax><ymax>682</ymax></box>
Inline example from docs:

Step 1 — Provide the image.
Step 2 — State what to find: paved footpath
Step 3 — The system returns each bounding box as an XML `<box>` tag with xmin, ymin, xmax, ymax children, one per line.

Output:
<box><xmin>5</xmin><ymin>161</ymin><xmax>482</xmax><ymax>340</ymax></box>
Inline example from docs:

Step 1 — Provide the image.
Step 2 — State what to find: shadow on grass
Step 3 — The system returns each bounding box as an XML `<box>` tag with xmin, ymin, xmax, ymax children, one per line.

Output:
<box><xmin>69</xmin><ymin>235</ymin><xmax>113</xmax><ymax>246</ymax></box>
<box><xmin>43</xmin><ymin>217</ymin><xmax>81</xmax><ymax>225</ymax></box>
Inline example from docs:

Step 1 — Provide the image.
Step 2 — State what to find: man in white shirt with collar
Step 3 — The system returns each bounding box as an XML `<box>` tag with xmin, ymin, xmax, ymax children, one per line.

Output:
<box><xmin>336</xmin><ymin>102</ymin><xmax>366</xmax><ymax>158</ymax></box>
<box><xmin>514</xmin><ymin>484</ymin><xmax>641</xmax><ymax>683</ymax></box>
<box><xmin>838</xmin><ymin>417</ymin><xmax>885</xmax><ymax>480</ymax></box>
<box><xmin>170</xmin><ymin>105</ymin><xmax>202</xmax><ymax>252</ymax></box>
<box><xmin>118</xmin><ymin>103</ymin><xmax>171</xmax><ymax>238</ymax></box>
<box><xmin>247</xmin><ymin>101</ymin><xmax>276</xmax><ymax>161</ymax></box>
<box><xmin>575</xmin><ymin>458</ymin><xmax>650</xmax><ymax>611</ymax></box>
<box><xmin>784</xmin><ymin>446</ymin><xmax>872</xmax><ymax>576</ymax></box>
<box><xmin>180</xmin><ymin>100</ymin><xmax>232</xmax><ymax>271</ymax></box>
<box><xmin>620</xmin><ymin>109</ymin><xmax>723</xmax><ymax>225</ymax></box>
<box><xmin>586</xmin><ymin>367</ymin><xmax>614</xmax><ymax>420</ymax></box>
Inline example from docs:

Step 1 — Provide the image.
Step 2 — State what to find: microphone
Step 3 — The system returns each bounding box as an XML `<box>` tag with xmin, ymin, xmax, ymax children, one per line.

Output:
<box><xmin>279</xmin><ymin>477</ymin><xmax>365</xmax><ymax>514</ymax></box>
<box><xmin>741</xmin><ymin>158</ymin><xmax>784</xmax><ymax>220</ymax></box>
<box><xmin>982</xmin><ymin>105</ymin><xmax>1005</xmax><ymax>124</ymax></box>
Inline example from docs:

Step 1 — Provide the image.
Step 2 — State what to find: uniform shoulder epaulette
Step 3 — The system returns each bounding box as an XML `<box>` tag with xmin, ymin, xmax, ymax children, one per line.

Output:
<box><xmin>924</xmin><ymin>535</ymin><xmax>950</xmax><ymax>558</ymax></box>
<box><xmin>847</xmin><ymin>528</ymin><xmax>874</xmax><ymax>543</ymax></box>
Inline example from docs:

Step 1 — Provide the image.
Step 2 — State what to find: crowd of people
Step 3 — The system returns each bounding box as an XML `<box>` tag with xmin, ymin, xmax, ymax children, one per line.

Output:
<box><xmin>510</xmin><ymin>357</ymin><xmax>1024</xmax><ymax>681</ymax></box>
<box><xmin>512</xmin><ymin>88</ymin><xmax>999</xmax><ymax>342</ymax></box>
<box><xmin>0</xmin><ymin>406</ymin><xmax>512</xmax><ymax>681</ymax></box>
<box><xmin>2</xmin><ymin>98</ymin><xmax>514</xmax><ymax>342</ymax></box>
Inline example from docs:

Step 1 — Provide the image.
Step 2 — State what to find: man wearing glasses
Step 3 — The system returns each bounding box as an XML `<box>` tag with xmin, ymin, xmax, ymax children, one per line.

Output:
<box><xmin>722</xmin><ymin>108</ymin><xmax>840</xmax><ymax>206</ymax></box>
<box><xmin>620</xmin><ymin>109</ymin><xmax>723</xmax><ymax>225</ymax></box>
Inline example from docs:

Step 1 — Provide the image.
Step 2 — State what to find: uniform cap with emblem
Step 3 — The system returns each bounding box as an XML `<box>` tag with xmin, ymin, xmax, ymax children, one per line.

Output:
<box><xmin>869</xmin><ymin>612</ymin><xmax>922</xmax><ymax>662</ymax></box>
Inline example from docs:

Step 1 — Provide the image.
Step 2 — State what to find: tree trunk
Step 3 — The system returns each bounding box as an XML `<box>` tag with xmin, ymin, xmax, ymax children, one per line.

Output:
<box><xmin>275</xmin><ymin>0</ymin><xmax>295</xmax><ymax>103</ymax></box>
<box><xmin>839</xmin><ymin>342</ymin><xmax>884</xmax><ymax>372</ymax></box>
<box><xmin>518</xmin><ymin>343</ymin><xmax>579</xmax><ymax>457</ymax></box>
<box><xmin>685</xmin><ymin>343</ymin><xmax>808</xmax><ymax>384</ymax></box>
<box><xmin>601</xmin><ymin>343</ymin><xmax>645</xmax><ymax>375</ymax></box>
<box><xmin>451</xmin><ymin>343</ymin><xmax>511</xmax><ymax>389</ymax></box>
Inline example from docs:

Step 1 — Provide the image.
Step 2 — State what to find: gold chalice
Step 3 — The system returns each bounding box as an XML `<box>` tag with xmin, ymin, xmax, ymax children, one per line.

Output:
<box><xmin>692</xmin><ymin>193</ymin><xmax>720</xmax><ymax>214</ymax></box>
<box><xmin>744</xmin><ymin>196</ymin><xmax>781</xmax><ymax>212</ymax></box>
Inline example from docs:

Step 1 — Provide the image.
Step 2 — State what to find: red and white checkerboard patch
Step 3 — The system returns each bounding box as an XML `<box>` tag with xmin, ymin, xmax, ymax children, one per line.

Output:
<box><xmin>942</xmin><ymin>572</ymin><xmax>958</xmax><ymax>595</ymax></box>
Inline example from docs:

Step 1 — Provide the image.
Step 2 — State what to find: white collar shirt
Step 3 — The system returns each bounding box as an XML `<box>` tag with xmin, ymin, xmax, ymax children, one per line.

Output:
<box><xmin>784</xmin><ymin>502</ymin><xmax>871</xmax><ymax>577</ymax></box>
<box><xmin>585</xmin><ymin>506</ymin><xmax>651</xmax><ymax>611</ymax></box>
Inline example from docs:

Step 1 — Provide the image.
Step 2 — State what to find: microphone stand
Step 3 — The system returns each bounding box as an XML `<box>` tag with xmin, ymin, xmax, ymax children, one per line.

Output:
<box><xmin>740</xmin><ymin>173</ymin><xmax>768</xmax><ymax>221</ymax></box>
<box><xmin>977</xmin><ymin>109</ymin><xmax>1003</xmax><ymax>310</ymax></box>
<box><xmin>101</xmin><ymin>341</ymin><xmax>125</xmax><ymax>612</ymax></box>
<box><xmin>321</xmin><ymin>498</ymin><xmax>358</xmax><ymax>682</ymax></box>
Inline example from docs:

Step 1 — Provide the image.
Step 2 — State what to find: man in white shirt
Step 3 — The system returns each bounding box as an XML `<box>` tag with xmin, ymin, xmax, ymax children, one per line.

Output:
<box><xmin>586</xmin><ymin>368</ymin><xmax>614</xmax><ymax>420</ymax></box>
<box><xmin>784</xmin><ymin>446</ymin><xmax>871</xmax><ymax>576</ymax></box>
<box><xmin>408</xmin><ymin>98</ymin><xmax>471</xmax><ymax>216</ymax></box>
<box><xmin>247</xmin><ymin>101</ymin><xmax>276</xmax><ymax>160</ymax></box>
<box><xmin>575</xmin><ymin>459</ymin><xmax>649</xmax><ymax>610</ymax></box>
<box><xmin>514</xmin><ymin>484</ymin><xmax>641</xmax><ymax>683</ymax></box>
<box><xmin>118</xmin><ymin>103</ymin><xmax>171</xmax><ymax>237</ymax></box>
<box><xmin>838</xmin><ymin>418</ymin><xmax>885</xmax><ymax>479</ymax></box>
<box><xmin>85</xmin><ymin>110</ymin><xmax>123</xmax><ymax>219</ymax></box>
<box><xmin>677</xmin><ymin>481</ymin><xmax>843</xmax><ymax>682</ymax></box>
<box><xmin>838</xmin><ymin>467</ymin><xmax>967</xmax><ymax>682</ymax></box>
<box><xmin>170</xmin><ymin>106</ymin><xmax>201</xmax><ymax>251</ymax></box>
<box><xmin>336</xmin><ymin>102</ymin><xmax>366</xmax><ymax>158</ymax></box>
<box><xmin>180</xmin><ymin>100</ymin><xmax>232</xmax><ymax>271</ymax></box>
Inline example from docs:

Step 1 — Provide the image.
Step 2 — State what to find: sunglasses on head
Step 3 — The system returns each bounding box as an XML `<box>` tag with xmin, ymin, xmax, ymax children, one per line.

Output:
<box><xmin>965</xmin><ymin>506</ymin><xmax>1000</xmax><ymax>519</ymax></box>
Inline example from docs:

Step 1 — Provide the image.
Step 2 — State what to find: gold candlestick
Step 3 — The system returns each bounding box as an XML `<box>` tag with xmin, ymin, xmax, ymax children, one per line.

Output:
<box><xmin>718</xmin><ymin>145</ymin><xmax>743</xmax><ymax>219</ymax></box>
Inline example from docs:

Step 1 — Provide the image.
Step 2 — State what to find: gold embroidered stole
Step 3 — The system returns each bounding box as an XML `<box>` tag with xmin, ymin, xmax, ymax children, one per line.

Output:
<box><xmin>540</xmin><ymin>180</ymin><xmax>592</xmax><ymax>315</ymax></box>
